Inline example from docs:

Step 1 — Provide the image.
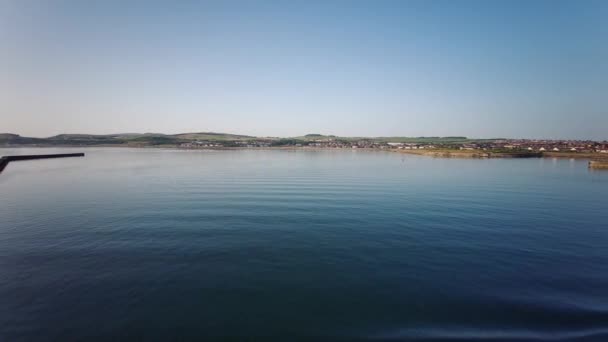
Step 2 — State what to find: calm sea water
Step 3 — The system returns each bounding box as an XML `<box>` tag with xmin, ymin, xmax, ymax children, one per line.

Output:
<box><xmin>1</xmin><ymin>148</ymin><xmax>608</xmax><ymax>341</ymax></box>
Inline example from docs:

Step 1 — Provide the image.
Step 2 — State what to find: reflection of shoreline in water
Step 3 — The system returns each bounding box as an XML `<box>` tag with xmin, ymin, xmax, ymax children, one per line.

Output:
<box><xmin>589</xmin><ymin>160</ymin><xmax>608</xmax><ymax>170</ymax></box>
<box><xmin>0</xmin><ymin>153</ymin><xmax>85</xmax><ymax>174</ymax></box>
<box><xmin>393</xmin><ymin>149</ymin><xmax>542</xmax><ymax>159</ymax></box>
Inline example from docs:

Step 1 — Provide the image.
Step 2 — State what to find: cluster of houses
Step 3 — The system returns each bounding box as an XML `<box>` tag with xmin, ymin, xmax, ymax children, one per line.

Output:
<box><xmin>387</xmin><ymin>142</ymin><xmax>436</xmax><ymax>149</ymax></box>
<box><xmin>491</xmin><ymin>140</ymin><xmax>608</xmax><ymax>153</ymax></box>
<box><xmin>296</xmin><ymin>138</ymin><xmax>386</xmax><ymax>149</ymax></box>
<box><xmin>179</xmin><ymin>138</ymin><xmax>608</xmax><ymax>153</ymax></box>
<box><xmin>179</xmin><ymin>141</ymin><xmax>224</xmax><ymax>148</ymax></box>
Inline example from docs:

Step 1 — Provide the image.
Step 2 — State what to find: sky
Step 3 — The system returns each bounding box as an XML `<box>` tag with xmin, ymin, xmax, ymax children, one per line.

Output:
<box><xmin>1</xmin><ymin>0</ymin><xmax>606</xmax><ymax>139</ymax></box>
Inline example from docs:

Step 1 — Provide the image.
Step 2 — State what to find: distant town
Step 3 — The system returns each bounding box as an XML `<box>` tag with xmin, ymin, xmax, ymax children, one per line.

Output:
<box><xmin>2</xmin><ymin>133</ymin><xmax>607</xmax><ymax>157</ymax></box>
<box><xmin>179</xmin><ymin>135</ymin><xmax>608</xmax><ymax>154</ymax></box>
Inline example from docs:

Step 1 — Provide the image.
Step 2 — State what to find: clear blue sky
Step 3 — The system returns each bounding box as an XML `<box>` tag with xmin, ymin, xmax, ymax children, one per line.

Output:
<box><xmin>1</xmin><ymin>0</ymin><xmax>606</xmax><ymax>139</ymax></box>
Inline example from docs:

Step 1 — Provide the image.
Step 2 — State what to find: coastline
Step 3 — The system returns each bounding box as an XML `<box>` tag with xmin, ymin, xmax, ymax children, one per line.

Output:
<box><xmin>3</xmin><ymin>144</ymin><xmax>608</xmax><ymax>160</ymax></box>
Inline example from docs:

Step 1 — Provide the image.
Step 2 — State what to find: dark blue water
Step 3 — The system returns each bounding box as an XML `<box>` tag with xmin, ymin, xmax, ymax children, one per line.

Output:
<box><xmin>1</xmin><ymin>148</ymin><xmax>608</xmax><ymax>341</ymax></box>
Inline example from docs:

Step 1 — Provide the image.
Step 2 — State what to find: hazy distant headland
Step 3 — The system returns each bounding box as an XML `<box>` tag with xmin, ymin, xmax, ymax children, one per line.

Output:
<box><xmin>1</xmin><ymin>132</ymin><xmax>607</xmax><ymax>159</ymax></box>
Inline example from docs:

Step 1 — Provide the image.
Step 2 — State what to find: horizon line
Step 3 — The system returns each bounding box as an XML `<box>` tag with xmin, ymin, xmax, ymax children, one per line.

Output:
<box><xmin>2</xmin><ymin>132</ymin><xmax>607</xmax><ymax>142</ymax></box>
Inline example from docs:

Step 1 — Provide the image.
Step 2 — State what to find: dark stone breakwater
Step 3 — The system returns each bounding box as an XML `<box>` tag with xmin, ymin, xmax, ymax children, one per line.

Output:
<box><xmin>0</xmin><ymin>153</ymin><xmax>85</xmax><ymax>173</ymax></box>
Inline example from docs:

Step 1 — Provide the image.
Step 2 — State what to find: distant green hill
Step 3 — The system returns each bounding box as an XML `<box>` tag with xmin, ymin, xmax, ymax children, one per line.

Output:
<box><xmin>172</xmin><ymin>132</ymin><xmax>253</xmax><ymax>140</ymax></box>
<box><xmin>0</xmin><ymin>134</ymin><xmax>47</xmax><ymax>145</ymax></box>
<box><xmin>1</xmin><ymin>131</ymin><xmax>502</xmax><ymax>147</ymax></box>
<box><xmin>297</xmin><ymin>134</ymin><xmax>338</xmax><ymax>140</ymax></box>
<box><xmin>0</xmin><ymin>131</ymin><xmax>257</xmax><ymax>146</ymax></box>
<box><xmin>294</xmin><ymin>134</ymin><xmax>495</xmax><ymax>144</ymax></box>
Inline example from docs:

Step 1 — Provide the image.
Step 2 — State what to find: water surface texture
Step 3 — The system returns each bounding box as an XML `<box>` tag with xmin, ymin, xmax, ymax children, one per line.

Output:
<box><xmin>1</xmin><ymin>148</ymin><xmax>608</xmax><ymax>341</ymax></box>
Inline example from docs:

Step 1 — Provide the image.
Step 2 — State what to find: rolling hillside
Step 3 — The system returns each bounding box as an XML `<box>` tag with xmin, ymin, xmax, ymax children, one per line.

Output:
<box><xmin>0</xmin><ymin>132</ymin><xmax>499</xmax><ymax>147</ymax></box>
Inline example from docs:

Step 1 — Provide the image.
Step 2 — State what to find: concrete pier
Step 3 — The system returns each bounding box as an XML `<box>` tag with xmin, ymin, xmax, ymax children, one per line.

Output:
<box><xmin>0</xmin><ymin>153</ymin><xmax>85</xmax><ymax>173</ymax></box>
<box><xmin>0</xmin><ymin>157</ymin><xmax>8</xmax><ymax>173</ymax></box>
